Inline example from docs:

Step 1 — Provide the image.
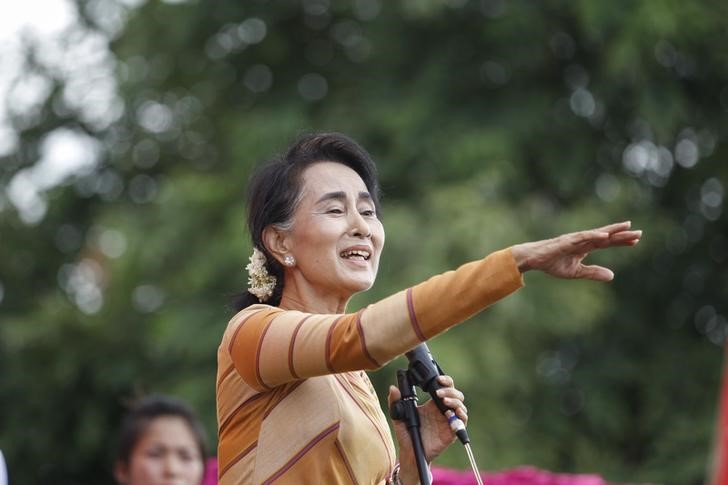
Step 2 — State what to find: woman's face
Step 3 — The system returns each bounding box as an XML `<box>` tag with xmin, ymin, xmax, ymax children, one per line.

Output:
<box><xmin>284</xmin><ymin>161</ymin><xmax>385</xmax><ymax>299</ymax></box>
<box><xmin>115</xmin><ymin>416</ymin><xmax>204</xmax><ymax>485</ymax></box>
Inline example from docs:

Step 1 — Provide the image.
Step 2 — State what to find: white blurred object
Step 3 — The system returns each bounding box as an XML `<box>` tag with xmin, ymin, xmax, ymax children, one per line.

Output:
<box><xmin>0</xmin><ymin>449</ymin><xmax>7</xmax><ymax>485</ymax></box>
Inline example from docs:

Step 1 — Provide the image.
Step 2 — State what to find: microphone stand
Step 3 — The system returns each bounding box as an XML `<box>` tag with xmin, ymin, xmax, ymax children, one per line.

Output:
<box><xmin>390</xmin><ymin>344</ymin><xmax>484</xmax><ymax>485</ymax></box>
<box><xmin>390</xmin><ymin>370</ymin><xmax>431</xmax><ymax>484</ymax></box>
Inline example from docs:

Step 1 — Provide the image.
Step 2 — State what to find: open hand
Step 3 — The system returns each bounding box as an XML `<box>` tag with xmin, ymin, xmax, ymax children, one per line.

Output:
<box><xmin>510</xmin><ymin>221</ymin><xmax>641</xmax><ymax>281</ymax></box>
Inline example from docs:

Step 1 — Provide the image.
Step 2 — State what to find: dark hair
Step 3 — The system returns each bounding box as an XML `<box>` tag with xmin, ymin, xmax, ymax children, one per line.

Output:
<box><xmin>233</xmin><ymin>132</ymin><xmax>382</xmax><ymax>311</ymax></box>
<box><xmin>115</xmin><ymin>395</ymin><xmax>208</xmax><ymax>467</ymax></box>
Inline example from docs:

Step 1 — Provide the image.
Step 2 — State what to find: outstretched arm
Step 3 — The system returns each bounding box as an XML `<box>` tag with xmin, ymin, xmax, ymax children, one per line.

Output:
<box><xmin>511</xmin><ymin>221</ymin><xmax>641</xmax><ymax>281</ymax></box>
<box><xmin>227</xmin><ymin>222</ymin><xmax>640</xmax><ymax>391</ymax></box>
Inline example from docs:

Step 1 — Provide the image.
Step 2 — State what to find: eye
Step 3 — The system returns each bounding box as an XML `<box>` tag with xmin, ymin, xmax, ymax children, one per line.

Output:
<box><xmin>327</xmin><ymin>207</ymin><xmax>344</xmax><ymax>214</ymax></box>
<box><xmin>178</xmin><ymin>449</ymin><xmax>195</xmax><ymax>462</ymax></box>
<box><xmin>145</xmin><ymin>447</ymin><xmax>165</xmax><ymax>459</ymax></box>
<box><xmin>360</xmin><ymin>209</ymin><xmax>375</xmax><ymax>217</ymax></box>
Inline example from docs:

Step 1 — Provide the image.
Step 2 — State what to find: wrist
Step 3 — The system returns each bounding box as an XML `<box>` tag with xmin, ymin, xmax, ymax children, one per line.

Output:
<box><xmin>398</xmin><ymin>464</ymin><xmax>419</xmax><ymax>485</ymax></box>
<box><xmin>396</xmin><ymin>452</ymin><xmax>430</xmax><ymax>485</ymax></box>
<box><xmin>510</xmin><ymin>244</ymin><xmax>532</xmax><ymax>273</ymax></box>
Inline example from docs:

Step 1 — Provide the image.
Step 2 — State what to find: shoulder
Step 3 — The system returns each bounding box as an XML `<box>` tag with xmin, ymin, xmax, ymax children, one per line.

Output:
<box><xmin>237</xmin><ymin>303</ymin><xmax>279</xmax><ymax>316</ymax></box>
<box><xmin>225</xmin><ymin>304</ymin><xmax>311</xmax><ymax>332</ymax></box>
<box><xmin>226</xmin><ymin>304</ymin><xmax>280</xmax><ymax>329</ymax></box>
<box><xmin>223</xmin><ymin>305</ymin><xmax>322</xmax><ymax>340</ymax></box>
<box><xmin>219</xmin><ymin>305</ymin><xmax>284</xmax><ymax>352</ymax></box>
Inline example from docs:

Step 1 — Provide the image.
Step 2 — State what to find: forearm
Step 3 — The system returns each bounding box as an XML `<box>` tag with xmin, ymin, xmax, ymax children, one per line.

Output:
<box><xmin>404</xmin><ymin>247</ymin><xmax>524</xmax><ymax>340</ymax></box>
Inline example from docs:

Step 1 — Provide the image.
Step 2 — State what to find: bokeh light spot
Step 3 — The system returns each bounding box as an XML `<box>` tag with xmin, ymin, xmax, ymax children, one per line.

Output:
<box><xmin>238</xmin><ymin>18</ymin><xmax>267</xmax><ymax>44</ymax></box>
<box><xmin>622</xmin><ymin>140</ymin><xmax>673</xmax><ymax>186</ymax></box>
<box><xmin>675</xmin><ymin>138</ymin><xmax>699</xmax><ymax>168</ymax></box>
<box><xmin>480</xmin><ymin>60</ymin><xmax>510</xmax><ymax>85</ymax></box>
<box><xmin>569</xmin><ymin>88</ymin><xmax>595</xmax><ymax>118</ymax></box>
<box><xmin>136</xmin><ymin>101</ymin><xmax>174</xmax><ymax>134</ymax></box>
<box><xmin>95</xmin><ymin>170</ymin><xmax>125</xmax><ymax>201</ymax></box>
<box><xmin>353</xmin><ymin>0</ymin><xmax>381</xmax><ymax>21</ymax></box>
<box><xmin>303</xmin><ymin>0</ymin><xmax>330</xmax><ymax>16</ymax></box>
<box><xmin>700</xmin><ymin>177</ymin><xmax>723</xmax><ymax>220</ymax></box>
<box><xmin>96</xmin><ymin>227</ymin><xmax>128</xmax><ymax>259</ymax></box>
<box><xmin>58</xmin><ymin>259</ymin><xmax>105</xmax><ymax>314</ymax></box>
<box><xmin>132</xmin><ymin>284</ymin><xmax>165</xmax><ymax>313</ymax></box>
<box><xmin>244</xmin><ymin>64</ymin><xmax>273</xmax><ymax>93</ymax></box>
<box><xmin>298</xmin><ymin>73</ymin><xmax>328</xmax><ymax>101</ymax></box>
<box><xmin>595</xmin><ymin>173</ymin><xmax>621</xmax><ymax>202</ymax></box>
<box><xmin>128</xmin><ymin>174</ymin><xmax>158</xmax><ymax>204</ymax></box>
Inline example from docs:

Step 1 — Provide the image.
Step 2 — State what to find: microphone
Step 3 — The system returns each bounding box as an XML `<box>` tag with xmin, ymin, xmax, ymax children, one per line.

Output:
<box><xmin>405</xmin><ymin>343</ymin><xmax>470</xmax><ymax>445</ymax></box>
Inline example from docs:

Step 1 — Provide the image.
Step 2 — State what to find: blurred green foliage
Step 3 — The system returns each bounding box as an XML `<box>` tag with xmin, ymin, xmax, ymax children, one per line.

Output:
<box><xmin>1</xmin><ymin>0</ymin><xmax>727</xmax><ymax>483</ymax></box>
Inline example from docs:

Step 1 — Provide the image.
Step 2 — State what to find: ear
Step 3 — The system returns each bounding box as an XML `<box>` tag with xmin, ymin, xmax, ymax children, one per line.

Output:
<box><xmin>113</xmin><ymin>460</ymin><xmax>129</xmax><ymax>484</ymax></box>
<box><xmin>262</xmin><ymin>225</ymin><xmax>291</xmax><ymax>265</ymax></box>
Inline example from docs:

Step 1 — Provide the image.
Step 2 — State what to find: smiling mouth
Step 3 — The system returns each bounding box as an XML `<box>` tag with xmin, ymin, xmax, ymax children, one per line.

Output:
<box><xmin>340</xmin><ymin>249</ymin><xmax>371</xmax><ymax>261</ymax></box>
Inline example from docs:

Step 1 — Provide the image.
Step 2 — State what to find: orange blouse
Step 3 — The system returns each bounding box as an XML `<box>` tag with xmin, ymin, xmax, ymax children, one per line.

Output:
<box><xmin>216</xmin><ymin>248</ymin><xmax>524</xmax><ymax>484</ymax></box>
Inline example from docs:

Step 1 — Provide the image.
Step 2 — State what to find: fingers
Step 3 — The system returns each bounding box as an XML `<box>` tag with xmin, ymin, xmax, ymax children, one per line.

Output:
<box><xmin>594</xmin><ymin>221</ymin><xmax>642</xmax><ymax>247</ymax></box>
<box><xmin>608</xmin><ymin>230</ymin><xmax>642</xmax><ymax>245</ymax></box>
<box><xmin>435</xmin><ymin>376</ymin><xmax>468</xmax><ymax>422</ymax></box>
<box><xmin>596</xmin><ymin>220</ymin><xmax>631</xmax><ymax>234</ymax></box>
<box><xmin>570</xmin><ymin>228</ymin><xmax>642</xmax><ymax>253</ymax></box>
<box><xmin>569</xmin><ymin>227</ymin><xmax>641</xmax><ymax>281</ymax></box>
<box><xmin>436</xmin><ymin>375</ymin><xmax>463</xmax><ymax>401</ymax></box>
<box><xmin>435</xmin><ymin>385</ymin><xmax>465</xmax><ymax>403</ymax></box>
<box><xmin>387</xmin><ymin>385</ymin><xmax>401</xmax><ymax>406</ymax></box>
<box><xmin>577</xmin><ymin>264</ymin><xmax>614</xmax><ymax>282</ymax></box>
<box><xmin>618</xmin><ymin>238</ymin><xmax>640</xmax><ymax>247</ymax></box>
<box><xmin>437</xmin><ymin>375</ymin><xmax>454</xmax><ymax>387</ymax></box>
<box><xmin>583</xmin><ymin>229</ymin><xmax>641</xmax><ymax>252</ymax></box>
<box><xmin>569</xmin><ymin>230</ymin><xmax>609</xmax><ymax>247</ymax></box>
<box><xmin>393</xmin><ymin>375</ymin><xmax>470</xmax><ymax>423</ymax></box>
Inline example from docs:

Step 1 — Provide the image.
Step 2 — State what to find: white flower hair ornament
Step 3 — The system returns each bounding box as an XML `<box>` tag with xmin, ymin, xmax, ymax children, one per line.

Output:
<box><xmin>246</xmin><ymin>247</ymin><xmax>277</xmax><ymax>302</ymax></box>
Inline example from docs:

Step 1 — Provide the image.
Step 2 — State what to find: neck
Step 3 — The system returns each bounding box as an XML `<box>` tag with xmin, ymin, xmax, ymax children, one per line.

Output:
<box><xmin>278</xmin><ymin>274</ymin><xmax>351</xmax><ymax>314</ymax></box>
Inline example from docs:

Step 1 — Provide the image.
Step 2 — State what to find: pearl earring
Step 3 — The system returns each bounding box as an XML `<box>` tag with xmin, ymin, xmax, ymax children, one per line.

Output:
<box><xmin>284</xmin><ymin>255</ymin><xmax>295</xmax><ymax>267</ymax></box>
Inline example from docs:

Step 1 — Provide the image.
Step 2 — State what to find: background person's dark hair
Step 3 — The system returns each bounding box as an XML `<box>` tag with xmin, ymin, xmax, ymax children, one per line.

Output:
<box><xmin>115</xmin><ymin>395</ymin><xmax>208</xmax><ymax>467</ymax></box>
<box><xmin>233</xmin><ymin>132</ymin><xmax>382</xmax><ymax>312</ymax></box>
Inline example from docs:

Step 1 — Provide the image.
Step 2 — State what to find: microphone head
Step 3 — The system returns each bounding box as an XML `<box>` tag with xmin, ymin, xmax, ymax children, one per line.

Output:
<box><xmin>404</xmin><ymin>342</ymin><xmax>431</xmax><ymax>362</ymax></box>
<box><xmin>405</xmin><ymin>343</ymin><xmax>440</xmax><ymax>390</ymax></box>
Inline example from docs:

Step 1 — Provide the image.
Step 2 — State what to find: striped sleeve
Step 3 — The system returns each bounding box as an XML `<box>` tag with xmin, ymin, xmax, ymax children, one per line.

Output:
<box><xmin>229</xmin><ymin>247</ymin><xmax>524</xmax><ymax>391</ymax></box>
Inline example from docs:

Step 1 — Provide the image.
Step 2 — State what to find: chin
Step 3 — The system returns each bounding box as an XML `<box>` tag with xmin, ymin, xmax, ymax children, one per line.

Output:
<box><xmin>344</xmin><ymin>278</ymin><xmax>375</xmax><ymax>294</ymax></box>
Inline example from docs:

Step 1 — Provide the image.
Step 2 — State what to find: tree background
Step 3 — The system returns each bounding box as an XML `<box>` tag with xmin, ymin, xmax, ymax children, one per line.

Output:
<box><xmin>1</xmin><ymin>0</ymin><xmax>726</xmax><ymax>483</ymax></box>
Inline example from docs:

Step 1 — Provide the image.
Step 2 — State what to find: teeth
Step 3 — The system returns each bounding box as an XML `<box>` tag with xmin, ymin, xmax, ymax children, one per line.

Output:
<box><xmin>340</xmin><ymin>249</ymin><xmax>370</xmax><ymax>260</ymax></box>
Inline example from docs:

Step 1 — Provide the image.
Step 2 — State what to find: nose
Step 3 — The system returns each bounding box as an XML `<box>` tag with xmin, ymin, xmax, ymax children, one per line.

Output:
<box><xmin>163</xmin><ymin>454</ymin><xmax>182</xmax><ymax>477</ymax></box>
<box><xmin>348</xmin><ymin>211</ymin><xmax>371</xmax><ymax>238</ymax></box>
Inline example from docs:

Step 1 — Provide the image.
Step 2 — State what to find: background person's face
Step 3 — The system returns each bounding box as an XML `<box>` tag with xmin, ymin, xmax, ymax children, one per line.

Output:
<box><xmin>285</xmin><ymin>161</ymin><xmax>385</xmax><ymax>299</ymax></box>
<box><xmin>117</xmin><ymin>416</ymin><xmax>204</xmax><ymax>485</ymax></box>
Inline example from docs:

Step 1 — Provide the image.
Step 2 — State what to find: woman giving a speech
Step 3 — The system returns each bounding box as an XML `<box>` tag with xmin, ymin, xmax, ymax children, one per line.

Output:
<box><xmin>216</xmin><ymin>133</ymin><xmax>641</xmax><ymax>484</ymax></box>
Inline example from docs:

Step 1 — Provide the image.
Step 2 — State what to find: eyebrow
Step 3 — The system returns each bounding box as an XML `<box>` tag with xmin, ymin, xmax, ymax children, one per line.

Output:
<box><xmin>316</xmin><ymin>191</ymin><xmax>372</xmax><ymax>204</ymax></box>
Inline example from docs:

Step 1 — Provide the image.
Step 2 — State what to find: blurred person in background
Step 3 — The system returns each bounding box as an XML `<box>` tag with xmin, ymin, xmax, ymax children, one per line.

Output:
<box><xmin>217</xmin><ymin>132</ymin><xmax>641</xmax><ymax>484</ymax></box>
<box><xmin>114</xmin><ymin>395</ymin><xmax>211</xmax><ymax>485</ymax></box>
